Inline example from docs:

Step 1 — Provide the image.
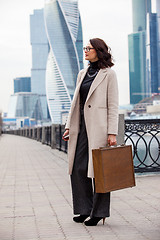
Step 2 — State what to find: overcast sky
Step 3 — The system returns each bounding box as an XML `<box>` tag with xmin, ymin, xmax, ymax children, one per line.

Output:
<box><xmin>0</xmin><ymin>0</ymin><xmax>156</xmax><ymax>113</ymax></box>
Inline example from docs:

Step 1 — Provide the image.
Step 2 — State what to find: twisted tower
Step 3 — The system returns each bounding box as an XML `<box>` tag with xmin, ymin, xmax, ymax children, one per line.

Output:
<box><xmin>44</xmin><ymin>0</ymin><xmax>83</xmax><ymax>123</ymax></box>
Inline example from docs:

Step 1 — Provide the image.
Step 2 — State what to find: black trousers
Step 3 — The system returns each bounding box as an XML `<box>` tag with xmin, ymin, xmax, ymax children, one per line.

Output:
<box><xmin>70</xmin><ymin>114</ymin><xmax>110</xmax><ymax>218</ymax></box>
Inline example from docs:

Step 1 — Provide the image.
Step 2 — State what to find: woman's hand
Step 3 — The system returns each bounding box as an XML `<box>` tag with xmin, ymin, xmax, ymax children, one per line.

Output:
<box><xmin>62</xmin><ymin>129</ymin><xmax>69</xmax><ymax>141</ymax></box>
<box><xmin>107</xmin><ymin>134</ymin><xmax>117</xmax><ymax>146</ymax></box>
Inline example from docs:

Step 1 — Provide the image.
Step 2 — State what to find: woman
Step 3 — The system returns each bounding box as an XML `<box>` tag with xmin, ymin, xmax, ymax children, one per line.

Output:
<box><xmin>63</xmin><ymin>38</ymin><xmax>119</xmax><ymax>226</ymax></box>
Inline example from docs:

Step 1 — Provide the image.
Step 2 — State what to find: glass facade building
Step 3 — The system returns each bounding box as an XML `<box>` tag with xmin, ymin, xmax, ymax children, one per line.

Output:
<box><xmin>128</xmin><ymin>0</ymin><xmax>151</xmax><ymax>104</ymax></box>
<box><xmin>156</xmin><ymin>0</ymin><xmax>160</xmax><ymax>91</ymax></box>
<box><xmin>14</xmin><ymin>77</ymin><xmax>31</xmax><ymax>93</ymax></box>
<box><xmin>7</xmin><ymin>93</ymin><xmax>43</xmax><ymax>120</ymax></box>
<box><xmin>30</xmin><ymin>9</ymin><xmax>50</xmax><ymax>120</ymax></box>
<box><xmin>128</xmin><ymin>31</ymin><xmax>146</xmax><ymax>104</ymax></box>
<box><xmin>132</xmin><ymin>0</ymin><xmax>150</xmax><ymax>32</ymax></box>
<box><xmin>44</xmin><ymin>0</ymin><xmax>83</xmax><ymax>124</ymax></box>
<box><xmin>146</xmin><ymin>13</ymin><xmax>159</xmax><ymax>95</ymax></box>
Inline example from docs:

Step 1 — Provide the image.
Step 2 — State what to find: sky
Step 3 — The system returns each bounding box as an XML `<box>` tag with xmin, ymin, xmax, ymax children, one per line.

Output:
<box><xmin>0</xmin><ymin>0</ymin><xmax>156</xmax><ymax>113</ymax></box>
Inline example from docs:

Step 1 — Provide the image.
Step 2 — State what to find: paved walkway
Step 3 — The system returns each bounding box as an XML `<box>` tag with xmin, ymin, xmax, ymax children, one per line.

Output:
<box><xmin>0</xmin><ymin>134</ymin><xmax>160</xmax><ymax>240</ymax></box>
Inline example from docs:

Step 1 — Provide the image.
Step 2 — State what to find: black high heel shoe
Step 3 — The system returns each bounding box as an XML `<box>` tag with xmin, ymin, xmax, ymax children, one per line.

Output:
<box><xmin>84</xmin><ymin>217</ymin><xmax>106</xmax><ymax>226</ymax></box>
<box><xmin>73</xmin><ymin>215</ymin><xmax>89</xmax><ymax>223</ymax></box>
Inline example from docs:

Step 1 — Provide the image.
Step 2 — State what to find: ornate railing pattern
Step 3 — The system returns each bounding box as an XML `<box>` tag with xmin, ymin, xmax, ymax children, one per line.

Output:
<box><xmin>125</xmin><ymin>119</ymin><xmax>160</xmax><ymax>173</ymax></box>
<box><xmin>3</xmin><ymin>119</ymin><xmax>160</xmax><ymax>173</ymax></box>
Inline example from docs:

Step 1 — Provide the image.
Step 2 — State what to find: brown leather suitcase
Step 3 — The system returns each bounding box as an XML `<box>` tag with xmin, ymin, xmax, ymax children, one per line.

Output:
<box><xmin>92</xmin><ymin>145</ymin><xmax>136</xmax><ymax>193</ymax></box>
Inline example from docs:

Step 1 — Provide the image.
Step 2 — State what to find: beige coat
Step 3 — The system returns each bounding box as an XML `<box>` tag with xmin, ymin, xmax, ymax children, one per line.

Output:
<box><xmin>65</xmin><ymin>67</ymin><xmax>119</xmax><ymax>178</ymax></box>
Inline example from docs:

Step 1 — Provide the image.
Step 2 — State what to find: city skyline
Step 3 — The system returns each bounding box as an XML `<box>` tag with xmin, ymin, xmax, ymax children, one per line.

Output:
<box><xmin>128</xmin><ymin>0</ymin><xmax>150</xmax><ymax>104</ymax></box>
<box><xmin>0</xmin><ymin>0</ymin><xmax>157</xmax><ymax>113</ymax></box>
<box><xmin>129</xmin><ymin>0</ymin><xmax>160</xmax><ymax>104</ymax></box>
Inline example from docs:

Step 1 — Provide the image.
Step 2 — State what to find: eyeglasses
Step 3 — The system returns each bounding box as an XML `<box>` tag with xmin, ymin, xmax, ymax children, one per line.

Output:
<box><xmin>83</xmin><ymin>47</ymin><xmax>94</xmax><ymax>52</ymax></box>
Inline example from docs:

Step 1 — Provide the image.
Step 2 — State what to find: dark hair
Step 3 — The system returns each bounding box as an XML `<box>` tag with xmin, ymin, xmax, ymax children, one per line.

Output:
<box><xmin>89</xmin><ymin>38</ymin><xmax>114</xmax><ymax>69</ymax></box>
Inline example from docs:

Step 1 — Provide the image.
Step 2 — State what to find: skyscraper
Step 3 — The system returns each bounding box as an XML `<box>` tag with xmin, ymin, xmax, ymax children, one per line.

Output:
<box><xmin>156</xmin><ymin>0</ymin><xmax>160</xmax><ymax>92</ymax></box>
<box><xmin>132</xmin><ymin>0</ymin><xmax>151</xmax><ymax>32</ymax></box>
<box><xmin>14</xmin><ymin>77</ymin><xmax>31</xmax><ymax>93</ymax></box>
<box><xmin>128</xmin><ymin>31</ymin><xmax>146</xmax><ymax>103</ymax></box>
<box><xmin>44</xmin><ymin>0</ymin><xmax>83</xmax><ymax>124</ymax></box>
<box><xmin>146</xmin><ymin>12</ymin><xmax>159</xmax><ymax>95</ymax></box>
<box><xmin>30</xmin><ymin>9</ymin><xmax>50</xmax><ymax>120</ymax></box>
<box><xmin>128</xmin><ymin>0</ymin><xmax>151</xmax><ymax>104</ymax></box>
<box><xmin>129</xmin><ymin>0</ymin><xmax>160</xmax><ymax>105</ymax></box>
<box><xmin>7</xmin><ymin>93</ymin><xmax>43</xmax><ymax>120</ymax></box>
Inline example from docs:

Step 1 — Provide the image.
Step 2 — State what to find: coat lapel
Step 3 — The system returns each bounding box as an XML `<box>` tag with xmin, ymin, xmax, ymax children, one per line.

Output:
<box><xmin>85</xmin><ymin>68</ymin><xmax>108</xmax><ymax>103</ymax></box>
<box><xmin>71</xmin><ymin>67</ymin><xmax>108</xmax><ymax>109</ymax></box>
<box><xmin>77</xmin><ymin>67</ymin><xmax>88</xmax><ymax>87</ymax></box>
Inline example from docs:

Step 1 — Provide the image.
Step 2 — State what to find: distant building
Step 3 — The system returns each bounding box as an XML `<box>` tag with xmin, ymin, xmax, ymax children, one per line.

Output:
<box><xmin>30</xmin><ymin>9</ymin><xmax>50</xmax><ymax>120</ymax></box>
<box><xmin>156</xmin><ymin>0</ymin><xmax>160</xmax><ymax>92</ymax></box>
<box><xmin>14</xmin><ymin>77</ymin><xmax>31</xmax><ymax>93</ymax></box>
<box><xmin>44</xmin><ymin>0</ymin><xmax>83</xmax><ymax>124</ymax></box>
<box><xmin>146</xmin><ymin>12</ymin><xmax>159</xmax><ymax>95</ymax></box>
<box><xmin>131</xmin><ymin>93</ymin><xmax>160</xmax><ymax>114</ymax></box>
<box><xmin>3</xmin><ymin>117</ymin><xmax>37</xmax><ymax>130</ymax></box>
<box><xmin>2</xmin><ymin>118</ymin><xmax>17</xmax><ymax>130</ymax></box>
<box><xmin>7</xmin><ymin>93</ymin><xmax>43</xmax><ymax>120</ymax></box>
<box><xmin>128</xmin><ymin>0</ymin><xmax>160</xmax><ymax>104</ymax></box>
<box><xmin>128</xmin><ymin>31</ymin><xmax>146</xmax><ymax>104</ymax></box>
<box><xmin>132</xmin><ymin>0</ymin><xmax>150</xmax><ymax>32</ymax></box>
<box><xmin>128</xmin><ymin>0</ymin><xmax>151</xmax><ymax>104</ymax></box>
<box><xmin>147</xmin><ymin>104</ymin><xmax>160</xmax><ymax>114</ymax></box>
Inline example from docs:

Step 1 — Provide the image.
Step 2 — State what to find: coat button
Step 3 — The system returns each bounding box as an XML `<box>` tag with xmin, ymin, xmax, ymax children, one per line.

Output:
<box><xmin>88</xmin><ymin>105</ymin><xmax>91</xmax><ymax>108</ymax></box>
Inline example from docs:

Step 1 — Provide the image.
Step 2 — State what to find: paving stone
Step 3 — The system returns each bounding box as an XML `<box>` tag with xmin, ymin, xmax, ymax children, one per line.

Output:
<box><xmin>0</xmin><ymin>134</ymin><xmax>159</xmax><ymax>240</ymax></box>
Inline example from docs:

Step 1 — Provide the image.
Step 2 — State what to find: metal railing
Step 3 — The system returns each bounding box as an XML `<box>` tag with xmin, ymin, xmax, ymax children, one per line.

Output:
<box><xmin>55</xmin><ymin>125</ymin><xmax>67</xmax><ymax>153</ymax></box>
<box><xmin>3</xmin><ymin>119</ymin><xmax>160</xmax><ymax>173</ymax></box>
<box><xmin>125</xmin><ymin>119</ymin><xmax>160</xmax><ymax>173</ymax></box>
<box><xmin>45</xmin><ymin>126</ymin><xmax>51</xmax><ymax>146</ymax></box>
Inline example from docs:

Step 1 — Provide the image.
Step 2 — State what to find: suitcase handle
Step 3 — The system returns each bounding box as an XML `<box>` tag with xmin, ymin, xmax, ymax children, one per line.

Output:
<box><xmin>99</xmin><ymin>144</ymin><xmax>125</xmax><ymax>150</ymax></box>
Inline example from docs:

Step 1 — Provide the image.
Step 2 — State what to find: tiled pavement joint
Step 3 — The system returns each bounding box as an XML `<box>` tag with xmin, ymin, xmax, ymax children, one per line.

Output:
<box><xmin>0</xmin><ymin>135</ymin><xmax>159</xmax><ymax>240</ymax></box>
